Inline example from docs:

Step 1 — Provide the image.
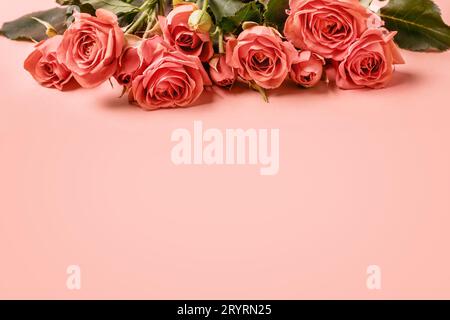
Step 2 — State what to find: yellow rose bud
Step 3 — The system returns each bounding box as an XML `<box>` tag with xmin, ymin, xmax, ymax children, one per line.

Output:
<box><xmin>188</xmin><ymin>9</ymin><xmax>213</xmax><ymax>33</ymax></box>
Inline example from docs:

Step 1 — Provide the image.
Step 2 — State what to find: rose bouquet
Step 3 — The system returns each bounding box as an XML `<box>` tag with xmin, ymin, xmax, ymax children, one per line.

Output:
<box><xmin>1</xmin><ymin>0</ymin><xmax>449</xmax><ymax>110</ymax></box>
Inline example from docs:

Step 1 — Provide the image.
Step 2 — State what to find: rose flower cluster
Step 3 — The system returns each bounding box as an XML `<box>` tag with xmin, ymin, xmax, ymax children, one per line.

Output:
<box><xmin>25</xmin><ymin>7</ymin><xmax>211</xmax><ymax>110</ymax></box>
<box><xmin>24</xmin><ymin>0</ymin><xmax>405</xmax><ymax>110</ymax></box>
<box><xmin>284</xmin><ymin>0</ymin><xmax>405</xmax><ymax>89</ymax></box>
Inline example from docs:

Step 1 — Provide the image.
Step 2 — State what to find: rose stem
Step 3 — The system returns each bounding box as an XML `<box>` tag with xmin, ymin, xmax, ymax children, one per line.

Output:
<box><xmin>143</xmin><ymin>15</ymin><xmax>156</xmax><ymax>39</ymax></box>
<box><xmin>218</xmin><ymin>29</ymin><xmax>224</xmax><ymax>54</ymax></box>
<box><xmin>125</xmin><ymin>0</ymin><xmax>155</xmax><ymax>35</ymax></box>
<box><xmin>202</xmin><ymin>0</ymin><xmax>209</xmax><ymax>11</ymax></box>
<box><xmin>250</xmin><ymin>81</ymin><xmax>269</xmax><ymax>103</ymax></box>
<box><xmin>126</xmin><ymin>11</ymin><xmax>148</xmax><ymax>35</ymax></box>
<box><xmin>158</xmin><ymin>0</ymin><xmax>165</xmax><ymax>16</ymax></box>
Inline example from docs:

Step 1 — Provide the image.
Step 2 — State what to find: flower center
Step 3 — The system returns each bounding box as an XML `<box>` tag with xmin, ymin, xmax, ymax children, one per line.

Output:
<box><xmin>156</xmin><ymin>81</ymin><xmax>183</xmax><ymax>101</ymax></box>
<box><xmin>302</xmin><ymin>73</ymin><xmax>316</xmax><ymax>83</ymax></box>
<box><xmin>178</xmin><ymin>34</ymin><xmax>193</xmax><ymax>46</ymax></box>
<box><xmin>323</xmin><ymin>20</ymin><xmax>339</xmax><ymax>34</ymax></box>
<box><xmin>44</xmin><ymin>63</ymin><xmax>54</xmax><ymax>74</ymax></box>
<box><xmin>251</xmin><ymin>52</ymin><xmax>272</xmax><ymax>71</ymax></box>
<box><xmin>78</xmin><ymin>34</ymin><xmax>96</xmax><ymax>60</ymax></box>
<box><xmin>82</xmin><ymin>42</ymin><xmax>94</xmax><ymax>56</ymax></box>
<box><xmin>360</xmin><ymin>56</ymin><xmax>381</xmax><ymax>75</ymax></box>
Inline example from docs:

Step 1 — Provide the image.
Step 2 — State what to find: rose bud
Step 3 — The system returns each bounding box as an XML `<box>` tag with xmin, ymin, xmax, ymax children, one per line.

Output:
<box><xmin>115</xmin><ymin>35</ymin><xmax>166</xmax><ymax>87</ymax></box>
<box><xmin>209</xmin><ymin>55</ymin><xmax>237</xmax><ymax>87</ymax></box>
<box><xmin>188</xmin><ymin>9</ymin><xmax>213</xmax><ymax>33</ymax></box>
<box><xmin>159</xmin><ymin>4</ymin><xmax>214</xmax><ymax>62</ymax></box>
<box><xmin>115</xmin><ymin>45</ymin><xmax>141</xmax><ymax>87</ymax></box>
<box><xmin>290</xmin><ymin>51</ymin><xmax>325</xmax><ymax>88</ymax></box>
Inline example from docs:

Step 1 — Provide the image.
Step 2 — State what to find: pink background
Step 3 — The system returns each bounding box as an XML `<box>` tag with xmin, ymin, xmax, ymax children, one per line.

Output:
<box><xmin>1</xmin><ymin>0</ymin><xmax>450</xmax><ymax>299</ymax></box>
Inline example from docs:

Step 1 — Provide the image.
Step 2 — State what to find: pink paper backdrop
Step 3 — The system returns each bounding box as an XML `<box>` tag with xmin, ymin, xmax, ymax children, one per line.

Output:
<box><xmin>1</xmin><ymin>0</ymin><xmax>450</xmax><ymax>299</ymax></box>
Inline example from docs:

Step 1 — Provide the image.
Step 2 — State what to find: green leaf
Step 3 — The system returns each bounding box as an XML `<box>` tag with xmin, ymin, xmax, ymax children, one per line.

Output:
<box><xmin>0</xmin><ymin>7</ymin><xmax>67</xmax><ymax>42</ymax></box>
<box><xmin>209</xmin><ymin>0</ymin><xmax>263</xmax><ymax>33</ymax></box>
<box><xmin>380</xmin><ymin>0</ymin><xmax>450</xmax><ymax>51</ymax></box>
<box><xmin>56</xmin><ymin>0</ymin><xmax>141</xmax><ymax>28</ymax></box>
<box><xmin>220</xmin><ymin>1</ymin><xmax>262</xmax><ymax>33</ymax></box>
<box><xmin>209</xmin><ymin>0</ymin><xmax>248</xmax><ymax>23</ymax></box>
<box><xmin>56</xmin><ymin>0</ymin><xmax>139</xmax><ymax>16</ymax></box>
<box><xmin>263</xmin><ymin>0</ymin><xmax>289</xmax><ymax>31</ymax></box>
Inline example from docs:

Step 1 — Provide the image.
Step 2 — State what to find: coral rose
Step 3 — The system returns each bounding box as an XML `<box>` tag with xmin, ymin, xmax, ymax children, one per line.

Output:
<box><xmin>24</xmin><ymin>35</ymin><xmax>74</xmax><ymax>91</ymax></box>
<box><xmin>336</xmin><ymin>28</ymin><xmax>405</xmax><ymax>89</ymax></box>
<box><xmin>159</xmin><ymin>4</ymin><xmax>213</xmax><ymax>62</ymax></box>
<box><xmin>226</xmin><ymin>26</ymin><xmax>297</xmax><ymax>89</ymax></box>
<box><xmin>290</xmin><ymin>51</ymin><xmax>325</xmax><ymax>88</ymax></box>
<box><xmin>57</xmin><ymin>9</ymin><xmax>124</xmax><ymax>88</ymax></box>
<box><xmin>131</xmin><ymin>49</ymin><xmax>211</xmax><ymax>110</ymax></box>
<box><xmin>209</xmin><ymin>55</ymin><xmax>237</xmax><ymax>87</ymax></box>
<box><xmin>115</xmin><ymin>35</ymin><xmax>166</xmax><ymax>87</ymax></box>
<box><xmin>284</xmin><ymin>0</ymin><xmax>371</xmax><ymax>61</ymax></box>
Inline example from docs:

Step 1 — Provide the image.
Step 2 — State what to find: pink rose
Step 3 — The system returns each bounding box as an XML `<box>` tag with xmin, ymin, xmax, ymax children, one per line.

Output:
<box><xmin>284</xmin><ymin>0</ymin><xmax>371</xmax><ymax>61</ymax></box>
<box><xmin>57</xmin><ymin>9</ymin><xmax>124</xmax><ymax>88</ymax></box>
<box><xmin>159</xmin><ymin>4</ymin><xmax>213</xmax><ymax>62</ymax></box>
<box><xmin>336</xmin><ymin>28</ymin><xmax>405</xmax><ymax>89</ymax></box>
<box><xmin>226</xmin><ymin>26</ymin><xmax>297</xmax><ymax>89</ymax></box>
<box><xmin>115</xmin><ymin>35</ymin><xmax>166</xmax><ymax>87</ymax></box>
<box><xmin>131</xmin><ymin>49</ymin><xmax>211</xmax><ymax>110</ymax></box>
<box><xmin>24</xmin><ymin>35</ymin><xmax>74</xmax><ymax>91</ymax></box>
<box><xmin>290</xmin><ymin>51</ymin><xmax>325</xmax><ymax>88</ymax></box>
<box><xmin>209</xmin><ymin>55</ymin><xmax>237</xmax><ymax>87</ymax></box>
<box><xmin>115</xmin><ymin>42</ymin><xmax>141</xmax><ymax>88</ymax></box>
